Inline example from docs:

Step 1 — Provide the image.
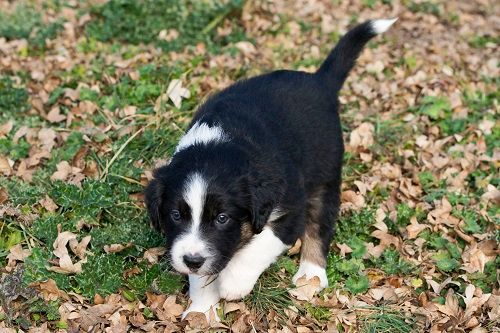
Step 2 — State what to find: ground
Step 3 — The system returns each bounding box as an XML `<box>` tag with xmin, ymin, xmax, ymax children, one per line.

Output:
<box><xmin>0</xmin><ymin>0</ymin><xmax>498</xmax><ymax>332</ymax></box>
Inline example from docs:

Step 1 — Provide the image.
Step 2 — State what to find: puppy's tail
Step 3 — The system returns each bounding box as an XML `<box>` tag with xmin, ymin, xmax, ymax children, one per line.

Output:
<box><xmin>316</xmin><ymin>18</ymin><xmax>397</xmax><ymax>93</ymax></box>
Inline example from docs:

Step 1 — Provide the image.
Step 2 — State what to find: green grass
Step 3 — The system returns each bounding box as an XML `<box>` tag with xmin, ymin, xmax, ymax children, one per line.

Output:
<box><xmin>0</xmin><ymin>76</ymin><xmax>30</xmax><ymax>119</ymax></box>
<box><xmin>85</xmin><ymin>0</ymin><xmax>247</xmax><ymax>52</ymax></box>
<box><xmin>359</xmin><ymin>307</ymin><xmax>417</xmax><ymax>333</ymax></box>
<box><xmin>0</xmin><ymin>0</ymin><xmax>497</xmax><ymax>329</ymax></box>
<box><xmin>244</xmin><ymin>258</ymin><xmax>296</xmax><ymax>321</ymax></box>
<box><xmin>0</xmin><ymin>3</ymin><xmax>63</xmax><ymax>52</ymax></box>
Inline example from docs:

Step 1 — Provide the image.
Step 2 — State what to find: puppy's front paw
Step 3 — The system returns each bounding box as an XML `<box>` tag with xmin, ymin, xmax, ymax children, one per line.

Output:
<box><xmin>182</xmin><ymin>303</ymin><xmax>220</xmax><ymax>322</ymax></box>
<box><xmin>218</xmin><ymin>270</ymin><xmax>258</xmax><ymax>301</ymax></box>
<box><xmin>292</xmin><ymin>261</ymin><xmax>328</xmax><ymax>292</ymax></box>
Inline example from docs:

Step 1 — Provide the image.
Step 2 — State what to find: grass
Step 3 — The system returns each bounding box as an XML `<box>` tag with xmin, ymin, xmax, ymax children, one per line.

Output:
<box><xmin>358</xmin><ymin>307</ymin><xmax>417</xmax><ymax>333</ymax></box>
<box><xmin>0</xmin><ymin>2</ymin><xmax>63</xmax><ymax>52</ymax></box>
<box><xmin>85</xmin><ymin>0</ymin><xmax>247</xmax><ymax>52</ymax></box>
<box><xmin>244</xmin><ymin>258</ymin><xmax>297</xmax><ymax>321</ymax></box>
<box><xmin>0</xmin><ymin>0</ymin><xmax>498</xmax><ymax>330</ymax></box>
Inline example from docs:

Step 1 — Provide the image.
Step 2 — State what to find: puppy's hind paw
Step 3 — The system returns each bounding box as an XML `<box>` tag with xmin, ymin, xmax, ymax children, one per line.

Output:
<box><xmin>292</xmin><ymin>261</ymin><xmax>328</xmax><ymax>292</ymax></box>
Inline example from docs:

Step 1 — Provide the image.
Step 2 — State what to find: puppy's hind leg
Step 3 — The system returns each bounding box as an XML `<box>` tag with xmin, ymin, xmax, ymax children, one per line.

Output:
<box><xmin>293</xmin><ymin>185</ymin><xmax>339</xmax><ymax>291</ymax></box>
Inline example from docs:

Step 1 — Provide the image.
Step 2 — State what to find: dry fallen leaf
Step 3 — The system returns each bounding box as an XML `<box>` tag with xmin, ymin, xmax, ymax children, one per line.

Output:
<box><xmin>0</xmin><ymin>155</ymin><xmax>12</xmax><ymax>176</ymax></box>
<box><xmin>31</xmin><ymin>279</ymin><xmax>69</xmax><ymax>301</ymax></box>
<box><xmin>289</xmin><ymin>276</ymin><xmax>321</xmax><ymax>301</ymax></box>
<box><xmin>287</xmin><ymin>238</ymin><xmax>302</xmax><ymax>255</ymax></box>
<box><xmin>349</xmin><ymin>122</ymin><xmax>374</xmax><ymax>150</ymax></box>
<box><xmin>406</xmin><ymin>216</ymin><xmax>428</xmax><ymax>239</ymax></box>
<box><xmin>48</xmin><ymin>231</ymin><xmax>90</xmax><ymax>274</ymax></box>
<box><xmin>46</xmin><ymin>106</ymin><xmax>67</xmax><ymax>123</ymax></box>
<box><xmin>6</xmin><ymin>244</ymin><xmax>31</xmax><ymax>270</ymax></box>
<box><xmin>166</xmin><ymin>79</ymin><xmax>191</xmax><ymax>108</ymax></box>
<box><xmin>39</xmin><ymin>195</ymin><xmax>58</xmax><ymax>212</ymax></box>
<box><xmin>104</xmin><ymin>243</ymin><xmax>132</xmax><ymax>254</ymax></box>
<box><xmin>143</xmin><ymin>247</ymin><xmax>167</xmax><ymax>264</ymax></box>
<box><xmin>341</xmin><ymin>190</ymin><xmax>365</xmax><ymax>210</ymax></box>
<box><xmin>0</xmin><ymin>187</ymin><xmax>8</xmax><ymax>204</ymax></box>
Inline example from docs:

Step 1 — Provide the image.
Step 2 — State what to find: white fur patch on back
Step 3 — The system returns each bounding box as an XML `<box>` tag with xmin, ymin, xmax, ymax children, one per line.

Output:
<box><xmin>176</xmin><ymin>122</ymin><xmax>227</xmax><ymax>153</ymax></box>
<box><xmin>370</xmin><ymin>18</ymin><xmax>398</xmax><ymax>34</ymax></box>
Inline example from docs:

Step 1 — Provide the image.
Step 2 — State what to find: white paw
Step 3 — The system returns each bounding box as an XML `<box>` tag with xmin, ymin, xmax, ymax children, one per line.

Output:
<box><xmin>182</xmin><ymin>302</ymin><xmax>220</xmax><ymax>322</ymax></box>
<box><xmin>292</xmin><ymin>261</ymin><xmax>328</xmax><ymax>292</ymax></box>
<box><xmin>218</xmin><ymin>270</ymin><xmax>259</xmax><ymax>301</ymax></box>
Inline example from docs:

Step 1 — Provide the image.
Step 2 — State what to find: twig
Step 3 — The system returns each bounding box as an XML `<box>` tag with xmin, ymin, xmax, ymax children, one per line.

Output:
<box><xmin>100</xmin><ymin>125</ymin><xmax>147</xmax><ymax>181</ymax></box>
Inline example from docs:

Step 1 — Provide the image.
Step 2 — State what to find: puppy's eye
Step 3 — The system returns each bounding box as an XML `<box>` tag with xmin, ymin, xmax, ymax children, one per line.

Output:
<box><xmin>170</xmin><ymin>210</ymin><xmax>181</xmax><ymax>222</ymax></box>
<box><xmin>215</xmin><ymin>213</ymin><xmax>229</xmax><ymax>225</ymax></box>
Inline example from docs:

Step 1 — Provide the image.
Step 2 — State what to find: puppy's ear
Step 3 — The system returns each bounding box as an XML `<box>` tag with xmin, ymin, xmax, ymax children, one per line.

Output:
<box><xmin>248</xmin><ymin>169</ymin><xmax>285</xmax><ymax>234</ymax></box>
<box><xmin>144</xmin><ymin>178</ymin><xmax>164</xmax><ymax>232</ymax></box>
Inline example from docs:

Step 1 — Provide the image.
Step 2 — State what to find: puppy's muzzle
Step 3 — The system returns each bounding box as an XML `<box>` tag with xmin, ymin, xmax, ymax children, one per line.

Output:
<box><xmin>183</xmin><ymin>254</ymin><xmax>206</xmax><ymax>271</ymax></box>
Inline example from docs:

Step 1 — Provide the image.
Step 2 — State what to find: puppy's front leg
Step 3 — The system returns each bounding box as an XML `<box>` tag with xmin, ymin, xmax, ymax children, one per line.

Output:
<box><xmin>183</xmin><ymin>274</ymin><xmax>220</xmax><ymax>320</ymax></box>
<box><xmin>218</xmin><ymin>227</ymin><xmax>289</xmax><ymax>300</ymax></box>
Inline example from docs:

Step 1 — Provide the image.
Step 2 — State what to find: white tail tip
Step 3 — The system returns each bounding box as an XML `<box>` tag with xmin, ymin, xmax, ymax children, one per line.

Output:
<box><xmin>371</xmin><ymin>18</ymin><xmax>398</xmax><ymax>34</ymax></box>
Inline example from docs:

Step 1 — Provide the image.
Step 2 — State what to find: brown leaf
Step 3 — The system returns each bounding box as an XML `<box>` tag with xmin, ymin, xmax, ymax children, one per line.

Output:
<box><xmin>0</xmin><ymin>155</ymin><xmax>12</xmax><ymax>176</ymax></box>
<box><xmin>166</xmin><ymin>79</ymin><xmax>190</xmax><ymax>108</ymax></box>
<box><xmin>481</xmin><ymin>184</ymin><xmax>500</xmax><ymax>204</ymax></box>
<box><xmin>162</xmin><ymin>295</ymin><xmax>184</xmax><ymax>319</ymax></box>
<box><xmin>50</xmin><ymin>161</ymin><xmax>73</xmax><ymax>181</ymax></box>
<box><xmin>0</xmin><ymin>187</ymin><xmax>8</xmax><ymax>204</ymax></box>
<box><xmin>39</xmin><ymin>195</ymin><xmax>58</xmax><ymax>212</ymax></box>
<box><xmin>48</xmin><ymin>231</ymin><xmax>89</xmax><ymax>274</ymax></box>
<box><xmin>143</xmin><ymin>247</ymin><xmax>167</xmax><ymax>264</ymax></box>
<box><xmin>336</xmin><ymin>243</ymin><xmax>353</xmax><ymax>257</ymax></box>
<box><xmin>50</xmin><ymin>161</ymin><xmax>85</xmax><ymax>185</ymax></box>
<box><xmin>94</xmin><ymin>294</ymin><xmax>105</xmax><ymax>305</ymax></box>
<box><xmin>16</xmin><ymin>160</ymin><xmax>34</xmax><ymax>182</ymax></box>
<box><xmin>341</xmin><ymin>190</ymin><xmax>365</xmax><ymax>210</ymax></box>
<box><xmin>406</xmin><ymin>216</ymin><xmax>428</xmax><ymax>239</ymax></box>
<box><xmin>348</xmin><ymin>122</ymin><xmax>374</xmax><ymax>150</ymax></box>
<box><xmin>289</xmin><ymin>276</ymin><xmax>321</xmax><ymax>301</ymax></box>
<box><xmin>79</xmin><ymin>304</ymin><xmax>120</xmax><ymax>331</ymax></box>
<box><xmin>46</xmin><ymin>106</ymin><xmax>67</xmax><ymax>123</ymax></box>
<box><xmin>69</xmin><ymin>235</ymin><xmax>91</xmax><ymax>259</ymax></box>
<box><xmin>122</xmin><ymin>105</ymin><xmax>137</xmax><ymax>116</ymax></box>
<box><xmin>0</xmin><ymin>120</ymin><xmax>13</xmax><ymax>137</ymax></box>
<box><xmin>38</xmin><ymin>128</ymin><xmax>57</xmax><ymax>152</ymax></box>
<box><xmin>287</xmin><ymin>238</ymin><xmax>301</xmax><ymax>255</ymax></box>
<box><xmin>371</xmin><ymin>230</ymin><xmax>399</xmax><ymax>248</ymax></box>
<box><xmin>31</xmin><ymin>279</ymin><xmax>69</xmax><ymax>301</ymax></box>
<box><xmin>104</xmin><ymin>243</ymin><xmax>131</xmax><ymax>254</ymax></box>
<box><xmin>184</xmin><ymin>311</ymin><xmax>209</xmax><ymax>329</ymax></box>
<box><xmin>6</xmin><ymin>244</ymin><xmax>31</xmax><ymax>270</ymax></box>
<box><xmin>129</xmin><ymin>309</ymin><xmax>146</xmax><ymax>327</ymax></box>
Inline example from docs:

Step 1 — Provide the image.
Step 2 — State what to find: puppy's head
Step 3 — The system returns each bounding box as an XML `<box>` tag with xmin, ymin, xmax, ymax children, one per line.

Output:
<box><xmin>145</xmin><ymin>145</ymin><xmax>284</xmax><ymax>275</ymax></box>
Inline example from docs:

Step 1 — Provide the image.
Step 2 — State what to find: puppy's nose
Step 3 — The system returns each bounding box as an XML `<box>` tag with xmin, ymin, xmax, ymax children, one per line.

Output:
<box><xmin>183</xmin><ymin>254</ymin><xmax>206</xmax><ymax>270</ymax></box>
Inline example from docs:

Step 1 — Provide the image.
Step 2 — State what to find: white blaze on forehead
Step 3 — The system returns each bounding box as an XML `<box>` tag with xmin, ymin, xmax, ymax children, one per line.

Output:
<box><xmin>171</xmin><ymin>172</ymin><xmax>210</xmax><ymax>274</ymax></box>
<box><xmin>183</xmin><ymin>172</ymin><xmax>208</xmax><ymax>228</ymax></box>
<box><xmin>175</xmin><ymin>122</ymin><xmax>227</xmax><ymax>153</ymax></box>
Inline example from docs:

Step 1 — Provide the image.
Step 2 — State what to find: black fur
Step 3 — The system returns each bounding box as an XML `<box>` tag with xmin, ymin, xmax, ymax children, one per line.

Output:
<box><xmin>145</xmin><ymin>20</ymin><xmax>382</xmax><ymax>274</ymax></box>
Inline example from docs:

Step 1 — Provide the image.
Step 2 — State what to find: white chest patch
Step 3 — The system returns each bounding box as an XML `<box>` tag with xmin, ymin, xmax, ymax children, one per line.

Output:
<box><xmin>175</xmin><ymin>122</ymin><xmax>228</xmax><ymax>153</ymax></box>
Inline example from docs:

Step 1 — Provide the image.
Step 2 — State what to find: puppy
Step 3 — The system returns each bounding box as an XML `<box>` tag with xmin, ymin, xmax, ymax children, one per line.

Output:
<box><xmin>145</xmin><ymin>18</ymin><xmax>397</xmax><ymax>318</ymax></box>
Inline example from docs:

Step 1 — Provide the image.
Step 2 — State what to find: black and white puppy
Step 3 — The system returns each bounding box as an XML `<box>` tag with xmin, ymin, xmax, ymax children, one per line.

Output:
<box><xmin>145</xmin><ymin>18</ymin><xmax>397</xmax><ymax>318</ymax></box>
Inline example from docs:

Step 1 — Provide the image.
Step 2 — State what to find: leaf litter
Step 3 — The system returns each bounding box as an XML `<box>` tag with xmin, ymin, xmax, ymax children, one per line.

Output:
<box><xmin>0</xmin><ymin>0</ymin><xmax>498</xmax><ymax>332</ymax></box>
